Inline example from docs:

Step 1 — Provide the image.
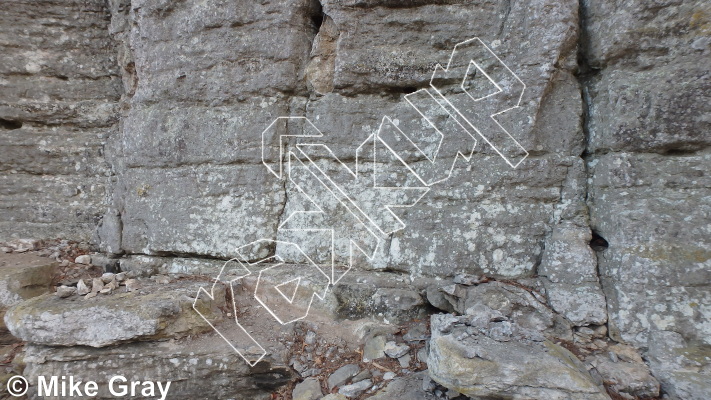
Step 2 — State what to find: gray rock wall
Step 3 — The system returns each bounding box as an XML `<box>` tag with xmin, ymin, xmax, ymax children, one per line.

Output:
<box><xmin>582</xmin><ymin>1</ymin><xmax>711</xmax><ymax>396</ymax></box>
<box><xmin>107</xmin><ymin>0</ymin><xmax>586</xmax><ymax>281</ymax></box>
<box><xmin>1</xmin><ymin>0</ymin><xmax>709</xmax><ymax>398</ymax></box>
<box><xmin>0</xmin><ymin>0</ymin><xmax>121</xmax><ymax>241</ymax></box>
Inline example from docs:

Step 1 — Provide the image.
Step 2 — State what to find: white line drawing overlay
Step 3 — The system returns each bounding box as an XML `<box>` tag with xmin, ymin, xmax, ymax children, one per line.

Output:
<box><xmin>194</xmin><ymin>37</ymin><xmax>528</xmax><ymax>365</ymax></box>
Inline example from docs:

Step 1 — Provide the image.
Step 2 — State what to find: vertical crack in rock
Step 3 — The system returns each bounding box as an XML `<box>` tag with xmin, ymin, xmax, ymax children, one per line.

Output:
<box><xmin>305</xmin><ymin>1</ymin><xmax>338</xmax><ymax>96</ymax></box>
<box><xmin>573</xmin><ymin>1</ymin><xmax>711</xmax><ymax>397</ymax></box>
<box><xmin>95</xmin><ymin>0</ymin><xmax>136</xmax><ymax>257</ymax></box>
<box><xmin>497</xmin><ymin>0</ymin><xmax>512</xmax><ymax>37</ymax></box>
<box><xmin>535</xmin><ymin>0</ymin><xmax>610</xmax><ymax>330</ymax></box>
<box><xmin>109</xmin><ymin>0</ymin><xmax>138</xmax><ymax>100</ymax></box>
<box><xmin>576</xmin><ymin>0</ymin><xmax>609</xmax><ymax>330</ymax></box>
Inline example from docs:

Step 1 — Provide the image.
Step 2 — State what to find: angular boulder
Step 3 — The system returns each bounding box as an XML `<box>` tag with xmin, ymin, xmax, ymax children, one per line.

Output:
<box><xmin>438</xmin><ymin>281</ymin><xmax>573</xmax><ymax>340</ymax></box>
<box><xmin>427</xmin><ymin>313</ymin><xmax>610</xmax><ymax>399</ymax></box>
<box><xmin>0</xmin><ymin>253</ymin><xmax>56</xmax><ymax>332</ymax></box>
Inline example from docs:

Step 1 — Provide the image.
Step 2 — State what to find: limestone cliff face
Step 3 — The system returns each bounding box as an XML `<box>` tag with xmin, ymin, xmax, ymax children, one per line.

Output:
<box><xmin>0</xmin><ymin>0</ymin><xmax>121</xmax><ymax>241</ymax></box>
<box><xmin>1</xmin><ymin>0</ymin><xmax>709</xmax><ymax>399</ymax></box>
<box><xmin>581</xmin><ymin>2</ymin><xmax>711</xmax><ymax>396</ymax></box>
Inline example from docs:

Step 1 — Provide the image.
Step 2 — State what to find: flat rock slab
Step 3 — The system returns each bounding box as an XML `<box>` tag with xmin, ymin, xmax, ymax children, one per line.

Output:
<box><xmin>0</xmin><ymin>253</ymin><xmax>56</xmax><ymax>308</ymax></box>
<box><xmin>5</xmin><ymin>280</ymin><xmax>225</xmax><ymax>347</ymax></box>
<box><xmin>0</xmin><ymin>253</ymin><xmax>56</xmax><ymax>331</ymax></box>
<box><xmin>22</xmin><ymin>333</ymin><xmax>293</xmax><ymax>400</ymax></box>
<box><xmin>368</xmin><ymin>371</ymin><xmax>436</xmax><ymax>400</ymax></box>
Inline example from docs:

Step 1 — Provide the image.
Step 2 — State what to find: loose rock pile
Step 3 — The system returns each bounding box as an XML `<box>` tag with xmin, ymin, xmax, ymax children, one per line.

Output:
<box><xmin>54</xmin><ymin>271</ymin><xmax>148</xmax><ymax>299</ymax></box>
<box><xmin>1</xmin><ymin>245</ymin><xmax>670</xmax><ymax>400</ymax></box>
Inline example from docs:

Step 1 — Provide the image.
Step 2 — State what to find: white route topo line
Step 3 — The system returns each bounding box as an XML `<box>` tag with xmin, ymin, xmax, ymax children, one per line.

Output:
<box><xmin>194</xmin><ymin>37</ymin><xmax>528</xmax><ymax>366</ymax></box>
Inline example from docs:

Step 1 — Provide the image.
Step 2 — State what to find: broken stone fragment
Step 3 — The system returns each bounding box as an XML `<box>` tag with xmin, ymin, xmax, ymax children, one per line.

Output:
<box><xmin>55</xmin><ymin>285</ymin><xmax>76</xmax><ymax>298</ymax></box>
<box><xmin>292</xmin><ymin>377</ymin><xmax>323</xmax><ymax>400</ymax></box>
<box><xmin>76</xmin><ymin>279</ymin><xmax>90</xmax><ymax>296</ymax></box>
<box><xmin>351</xmin><ymin>369</ymin><xmax>372</xmax><ymax>384</ymax></box>
<box><xmin>383</xmin><ymin>341</ymin><xmax>409</xmax><ymax>358</ymax></box>
<box><xmin>106</xmin><ymin>278</ymin><xmax>118</xmax><ymax>292</ymax></box>
<box><xmin>84</xmin><ymin>292</ymin><xmax>97</xmax><ymax>300</ymax></box>
<box><xmin>416</xmin><ymin>347</ymin><xmax>428</xmax><ymax>364</ymax></box>
<box><xmin>362</xmin><ymin>335</ymin><xmax>386</xmax><ymax>362</ymax></box>
<box><xmin>402</xmin><ymin>322</ymin><xmax>429</xmax><ymax>342</ymax></box>
<box><xmin>443</xmin><ymin>281</ymin><xmax>573</xmax><ymax>341</ymax></box>
<box><xmin>154</xmin><ymin>275</ymin><xmax>170</xmax><ymax>284</ymax></box>
<box><xmin>452</xmin><ymin>274</ymin><xmax>486</xmax><ymax>286</ymax></box>
<box><xmin>115</xmin><ymin>272</ymin><xmax>126</xmax><ymax>282</ymax></box>
<box><xmin>5</xmin><ymin>239</ymin><xmax>39</xmax><ymax>253</ymax></box>
<box><xmin>338</xmin><ymin>379</ymin><xmax>371</xmax><ymax>398</ymax></box>
<box><xmin>0</xmin><ymin>254</ymin><xmax>56</xmax><ymax>327</ymax></box>
<box><xmin>125</xmin><ymin>279</ymin><xmax>139</xmax><ymax>292</ymax></box>
<box><xmin>587</xmin><ymin>349</ymin><xmax>660</xmax><ymax>399</ymax></box>
<box><xmin>304</xmin><ymin>330</ymin><xmax>317</xmax><ymax>345</ymax></box>
<box><xmin>74</xmin><ymin>255</ymin><xmax>91</xmax><ymax>265</ymax></box>
<box><xmin>425</xmin><ymin>285</ymin><xmax>456</xmax><ymax>313</ymax></box>
<box><xmin>369</xmin><ymin>371</ymin><xmax>433</xmax><ymax>400</ymax></box>
<box><xmin>101</xmin><ymin>272</ymin><xmax>115</xmax><ymax>283</ymax></box>
<box><xmin>328</xmin><ymin>364</ymin><xmax>360</xmax><ymax>390</ymax></box>
<box><xmin>91</xmin><ymin>277</ymin><xmax>104</xmax><ymax>293</ymax></box>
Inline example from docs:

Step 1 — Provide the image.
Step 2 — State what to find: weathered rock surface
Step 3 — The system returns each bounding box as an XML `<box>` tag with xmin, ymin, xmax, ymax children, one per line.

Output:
<box><xmin>427</xmin><ymin>313</ymin><xmax>610</xmax><ymax>400</ymax></box>
<box><xmin>328</xmin><ymin>364</ymin><xmax>360</xmax><ymax>391</ymax></box>
<box><xmin>100</xmin><ymin>0</ymin><xmax>586</xmax><ymax>281</ymax></box>
<box><xmin>539</xmin><ymin>220</ymin><xmax>607</xmax><ymax>327</ymax></box>
<box><xmin>1</xmin><ymin>0</ymin><xmax>709</xmax><ymax>399</ymax></box>
<box><xmin>5</xmin><ymin>280</ymin><xmax>225</xmax><ymax>347</ymax></box>
<box><xmin>583</xmin><ymin>0</ymin><xmax>710</xmax><ymax>153</ymax></box>
<box><xmin>0</xmin><ymin>254</ymin><xmax>56</xmax><ymax>309</ymax></box>
<box><xmin>0</xmin><ymin>253</ymin><xmax>56</xmax><ymax>333</ymax></box>
<box><xmin>647</xmin><ymin>330</ymin><xmax>711</xmax><ymax>400</ymax></box>
<box><xmin>436</xmin><ymin>281</ymin><xmax>573</xmax><ymax>341</ymax></box>
<box><xmin>368</xmin><ymin>371</ymin><xmax>436</xmax><ymax>400</ymax></box>
<box><xmin>582</xmin><ymin>3</ymin><xmax>711</xmax><ymax>396</ymax></box>
<box><xmin>587</xmin><ymin>344</ymin><xmax>660</xmax><ymax>399</ymax></box>
<box><xmin>0</xmin><ymin>0</ymin><xmax>121</xmax><ymax>242</ymax></box>
<box><xmin>293</xmin><ymin>377</ymin><xmax>323</xmax><ymax>400</ymax></box>
<box><xmin>102</xmin><ymin>0</ymin><xmax>318</xmax><ymax>260</ymax></box>
<box><xmin>22</xmin><ymin>334</ymin><xmax>293</xmax><ymax>400</ymax></box>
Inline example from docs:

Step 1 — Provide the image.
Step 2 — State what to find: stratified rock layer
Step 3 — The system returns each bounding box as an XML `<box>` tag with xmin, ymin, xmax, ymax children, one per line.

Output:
<box><xmin>5</xmin><ymin>281</ymin><xmax>224</xmax><ymax>347</ymax></box>
<box><xmin>0</xmin><ymin>0</ymin><xmax>121</xmax><ymax>241</ymax></box>
<box><xmin>583</xmin><ymin>1</ymin><xmax>711</xmax><ymax>397</ymax></box>
<box><xmin>0</xmin><ymin>0</ymin><xmax>709</xmax><ymax>399</ymax></box>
